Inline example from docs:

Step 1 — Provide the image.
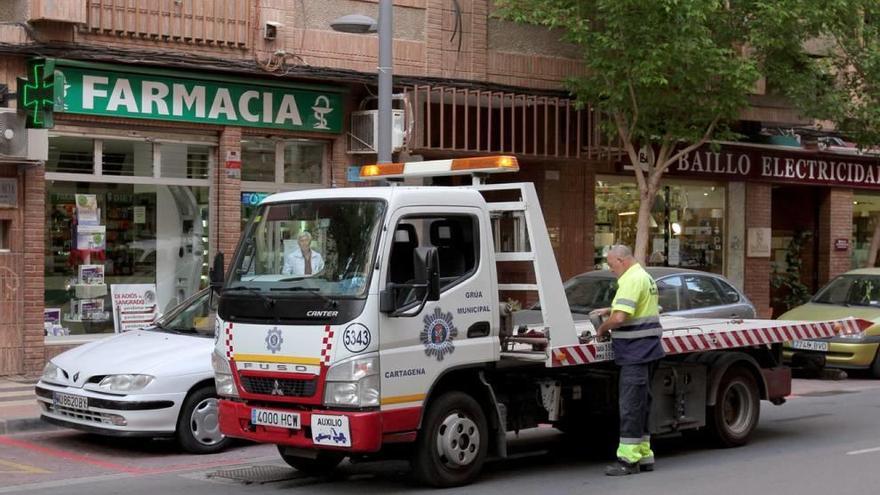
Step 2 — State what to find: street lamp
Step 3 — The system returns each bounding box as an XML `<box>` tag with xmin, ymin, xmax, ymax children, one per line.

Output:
<box><xmin>331</xmin><ymin>1</ymin><xmax>393</xmax><ymax>165</ymax></box>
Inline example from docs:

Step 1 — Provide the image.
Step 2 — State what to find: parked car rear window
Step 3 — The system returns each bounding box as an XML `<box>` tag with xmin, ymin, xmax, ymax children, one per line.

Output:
<box><xmin>814</xmin><ymin>275</ymin><xmax>880</xmax><ymax>307</ymax></box>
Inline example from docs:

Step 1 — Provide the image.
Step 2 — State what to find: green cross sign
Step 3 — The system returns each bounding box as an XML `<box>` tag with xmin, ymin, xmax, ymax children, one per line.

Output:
<box><xmin>17</xmin><ymin>59</ymin><xmax>62</xmax><ymax>128</ymax></box>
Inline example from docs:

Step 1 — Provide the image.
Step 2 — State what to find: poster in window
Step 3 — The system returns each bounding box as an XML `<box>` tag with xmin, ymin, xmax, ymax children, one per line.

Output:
<box><xmin>110</xmin><ymin>284</ymin><xmax>159</xmax><ymax>333</ymax></box>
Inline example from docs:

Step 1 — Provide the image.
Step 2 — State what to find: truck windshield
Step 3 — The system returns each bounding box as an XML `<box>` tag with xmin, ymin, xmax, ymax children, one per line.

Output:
<box><xmin>228</xmin><ymin>199</ymin><xmax>386</xmax><ymax>298</ymax></box>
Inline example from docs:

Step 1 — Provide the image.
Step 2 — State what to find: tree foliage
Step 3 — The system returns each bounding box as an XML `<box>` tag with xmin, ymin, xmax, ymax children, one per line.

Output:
<box><xmin>494</xmin><ymin>0</ymin><xmax>820</xmax><ymax>261</ymax></box>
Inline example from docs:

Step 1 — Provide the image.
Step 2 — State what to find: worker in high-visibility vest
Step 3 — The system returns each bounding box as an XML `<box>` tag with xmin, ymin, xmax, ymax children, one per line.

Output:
<box><xmin>593</xmin><ymin>245</ymin><xmax>665</xmax><ymax>476</ymax></box>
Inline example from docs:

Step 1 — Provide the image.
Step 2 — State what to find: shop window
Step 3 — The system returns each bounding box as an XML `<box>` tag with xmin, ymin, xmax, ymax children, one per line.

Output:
<box><xmin>241</xmin><ymin>139</ymin><xmax>276</xmax><ymax>182</ymax></box>
<box><xmin>0</xmin><ymin>219</ymin><xmax>9</xmax><ymax>251</ymax></box>
<box><xmin>283</xmin><ymin>141</ymin><xmax>324</xmax><ymax>184</ymax></box>
<box><xmin>46</xmin><ymin>136</ymin><xmax>94</xmax><ymax>174</ymax></box>
<box><xmin>45</xmin><ymin>182</ymin><xmax>209</xmax><ymax>336</ymax></box>
<box><xmin>160</xmin><ymin>143</ymin><xmax>211</xmax><ymax>180</ymax></box>
<box><xmin>101</xmin><ymin>140</ymin><xmax>154</xmax><ymax>177</ymax></box>
<box><xmin>595</xmin><ymin>179</ymin><xmax>725</xmax><ymax>274</ymax></box>
<box><xmin>852</xmin><ymin>194</ymin><xmax>880</xmax><ymax>268</ymax></box>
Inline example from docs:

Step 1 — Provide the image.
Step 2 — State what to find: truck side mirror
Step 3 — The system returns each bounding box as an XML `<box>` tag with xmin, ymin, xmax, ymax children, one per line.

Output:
<box><xmin>210</xmin><ymin>252</ymin><xmax>225</xmax><ymax>293</ymax></box>
<box><xmin>414</xmin><ymin>247</ymin><xmax>440</xmax><ymax>302</ymax></box>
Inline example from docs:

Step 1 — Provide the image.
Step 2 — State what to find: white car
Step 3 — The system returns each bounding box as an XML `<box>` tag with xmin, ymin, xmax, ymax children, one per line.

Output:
<box><xmin>35</xmin><ymin>289</ymin><xmax>230</xmax><ymax>454</ymax></box>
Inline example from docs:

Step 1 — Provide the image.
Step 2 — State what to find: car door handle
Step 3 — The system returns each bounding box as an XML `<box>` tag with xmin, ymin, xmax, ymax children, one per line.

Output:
<box><xmin>467</xmin><ymin>321</ymin><xmax>490</xmax><ymax>338</ymax></box>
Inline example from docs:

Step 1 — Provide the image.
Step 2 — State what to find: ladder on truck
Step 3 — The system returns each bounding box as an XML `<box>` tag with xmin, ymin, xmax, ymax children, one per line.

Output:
<box><xmin>471</xmin><ymin>181</ymin><xmax>581</xmax><ymax>364</ymax></box>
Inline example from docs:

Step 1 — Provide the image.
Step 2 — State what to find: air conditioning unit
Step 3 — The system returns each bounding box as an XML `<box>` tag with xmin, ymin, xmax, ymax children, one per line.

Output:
<box><xmin>349</xmin><ymin>109</ymin><xmax>406</xmax><ymax>154</ymax></box>
<box><xmin>0</xmin><ymin>108</ymin><xmax>48</xmax><ymax>162</ymax></box>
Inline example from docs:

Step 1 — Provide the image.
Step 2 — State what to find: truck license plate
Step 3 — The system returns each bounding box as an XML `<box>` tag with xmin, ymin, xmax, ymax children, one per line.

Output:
<box><xmin>53</xmin><ymin>392</ymin><xmax>88</xmax><ymax>410</ymax></box>
<box><xmin>792</xmin><ymin>340</ymin><xmax>829</xmax><ymax>352</ymax></box>
<box><xmin>251</xmin><ymin>408</ymin><xmax>301</xmax><ymax>429</ymax></box>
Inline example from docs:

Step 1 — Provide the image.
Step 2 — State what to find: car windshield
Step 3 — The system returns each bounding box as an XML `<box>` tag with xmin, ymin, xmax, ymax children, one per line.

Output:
<box><xmin>153</xmin><ymin>290</ymin><xmax>214</xmax><ymax>338</ymax></box>
<box><xmin>813</xmin><ymin>275</ymin><xmax>880</xmax><ymax>307</ymax></box>
<box><xmin>228</xmin><ymin>199</ymin><xmax>386</xmax><ymax>298</ymax></box>
<box><xmin>535</xmin><ymin>276</ymin><xmax>617</xmax><ymax>313</ymax></box>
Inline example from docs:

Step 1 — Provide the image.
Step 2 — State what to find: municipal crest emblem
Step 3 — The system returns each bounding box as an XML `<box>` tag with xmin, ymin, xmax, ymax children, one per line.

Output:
<box><xmin>265</xmin><ymin>327</ymin><xmax>283</xmax><ymax>354</ymax></box>
<box><xmin>421</xmin><ymin>307</ymin><xmax>458</xmax><ymax>361</ymax></box>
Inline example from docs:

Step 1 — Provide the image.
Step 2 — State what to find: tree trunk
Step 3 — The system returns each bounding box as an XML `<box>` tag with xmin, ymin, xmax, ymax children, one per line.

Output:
<box><xmin>634</xmin><ymin>189</ymin><xmax>657</xmax><ymax>264</ymax></box>
<box><xmin>866</xmin><ymin>214</ymin><xmax>880</xmax><ymax>268</ymax></box>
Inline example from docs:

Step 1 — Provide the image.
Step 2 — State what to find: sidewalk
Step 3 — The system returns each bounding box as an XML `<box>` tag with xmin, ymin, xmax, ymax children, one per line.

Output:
<box><xmin>0</xmin><ymin>376</ymin><xmax>50</xmax><ymax>435</ymax></box>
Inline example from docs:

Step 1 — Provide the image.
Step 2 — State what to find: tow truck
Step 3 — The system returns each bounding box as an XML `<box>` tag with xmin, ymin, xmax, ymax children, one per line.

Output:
<box><xmin>211</xmin><ymin>156</ymin><xmax>870</xmax><ymax>487</ymax></box>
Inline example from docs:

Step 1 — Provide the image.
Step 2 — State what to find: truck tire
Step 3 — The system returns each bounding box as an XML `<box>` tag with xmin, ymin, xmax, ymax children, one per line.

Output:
<box><xmin>412</xmin><ymin>392</ymin><xmax>489</xmax><ymax>487</ymax></box>
<box><xmin>176</xmin><ymin>385</ymin><xmax>231</xmax><ymax>454</ymax></box>
<box><xmin>706</xmin><ymin>367</ymin><xmax>760</xmax><ymax>448</ymax></box>
<box><xmin>277</xmin><ymin>446</ymin><xmax>345</xmax><ymax>475</ymax></box>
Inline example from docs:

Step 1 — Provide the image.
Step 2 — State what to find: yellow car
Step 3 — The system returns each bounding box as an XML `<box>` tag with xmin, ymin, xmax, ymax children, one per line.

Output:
<box><xmin>781</xmin><ymin>268</ymin><xmax>880</xmax><ymax>377</ymax></box>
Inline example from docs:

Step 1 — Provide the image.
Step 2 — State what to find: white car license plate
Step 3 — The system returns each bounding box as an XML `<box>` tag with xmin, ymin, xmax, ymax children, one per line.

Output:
<box><xmin>792</xmin><ymin>340</ymin><xmax>829</xmax><ymax>352</ymax></box>
<box><xmin>251</xmin><ymin>408</ymin><xmax>301</xmax><ymax>429</ymax></box>
<box><xmin>53</xmin><ymin>392</ymin><xmax>88</xmax><ymax>410</ymax></box>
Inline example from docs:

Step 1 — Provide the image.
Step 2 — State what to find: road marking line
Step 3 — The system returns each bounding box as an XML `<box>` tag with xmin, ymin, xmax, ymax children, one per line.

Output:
<box><xmin>0</xmin><ymin>436</ymin><xmax>144</xmax><ymax>473</ymax></box>
<box><xmin>0</xmin><ymin>473</ymin><xmax>132</xmax><ymax>494</ymax></box>
<box><xmin>0</xmin><ymin>459</ymin><xmax>51</xmax><ymax>474</ymax></box>
<box><xmin>847</xmin><ymin>446</ymin><xmax>880</xmax><ymax>456</ymax></box>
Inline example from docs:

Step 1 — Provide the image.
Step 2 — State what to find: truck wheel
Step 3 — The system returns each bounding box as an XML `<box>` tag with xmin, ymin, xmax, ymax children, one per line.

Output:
<box><xmin>707</xmin><ymin>367</ymin><xmax>760</xmax><ymax>448</ymax></box>
<box><xmin>277</xmin><ymin>446</ymin><xmax>345</xmax><ymax>475</ymax></box>
<box><xmin>412</xmin><ymin>392</ymin><xmax>489</xmax><ymax>487</ymax></box>
<box><xmin>176</xmin><ymin>385</ymin><xmax>231</xmax><ymax>454</ymax></box>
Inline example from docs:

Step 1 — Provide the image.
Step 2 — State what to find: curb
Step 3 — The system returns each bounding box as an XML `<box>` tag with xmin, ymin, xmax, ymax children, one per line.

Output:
<box><xmin>0</xmin><ymin>417</ymin><xmax>60</xmax><ymax>435</ymax></box>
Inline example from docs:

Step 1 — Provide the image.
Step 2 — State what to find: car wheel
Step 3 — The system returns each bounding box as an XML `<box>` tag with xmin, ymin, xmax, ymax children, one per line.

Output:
<box><xmin>706</xmin><ymin>367</ymin><xmax>760</xmax><ymax>448</ymax></box>
<box><xmin>176</xmin><ymin>385</ymin><xmax>230</xmax><ymax>454</ymax></box>
<box><xmin>411</xmin><ymin>392</ymin><xmax>488</xmax><ymax>488</ymax></box>
<box><xmin>871</xmin><ymin>348</ymin><xmax>880</xmax><ymax>379</ymax></box>
<box><xmin>277</xmin><ymin>446</ymin><xmax>345</xmax><ymax>474</ymax></box>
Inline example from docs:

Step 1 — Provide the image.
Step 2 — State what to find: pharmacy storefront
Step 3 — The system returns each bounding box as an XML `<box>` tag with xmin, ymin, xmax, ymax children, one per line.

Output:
<box><xmin>35</xmin><ymin>59</ymin><xmax>346</xmax><ymax>339</ymax></box>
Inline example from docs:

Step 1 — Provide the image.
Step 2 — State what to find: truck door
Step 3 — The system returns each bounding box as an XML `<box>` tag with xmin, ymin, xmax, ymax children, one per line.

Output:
<box><xmin>377</xmin><ymin>207</ymin><xmax>497</xmax><ymax>420</ymax></box>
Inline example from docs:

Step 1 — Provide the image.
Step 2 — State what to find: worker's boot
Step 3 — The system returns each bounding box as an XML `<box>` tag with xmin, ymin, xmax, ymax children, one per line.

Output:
<box><xmin>638</xmin><ymin>437</ymin><xmax>654</xmax><ymax>472</ymax></box>
<box><xmin>605</xmin><ymin>458</ymin><xmax>640</xmax><ymax>476</ymax></box>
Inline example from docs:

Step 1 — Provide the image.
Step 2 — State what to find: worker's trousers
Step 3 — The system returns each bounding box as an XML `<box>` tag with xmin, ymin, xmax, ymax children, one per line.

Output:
<box><xmin>618</xmin><ymin>361</ymin><xmax>658</xmax><ymax>460</ymax></box>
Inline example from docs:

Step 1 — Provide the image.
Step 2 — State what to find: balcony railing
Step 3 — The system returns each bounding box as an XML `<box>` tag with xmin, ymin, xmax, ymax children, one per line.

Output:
<box><xmin>84</xmin><ymin>0</ymin><xmax>250</xmax><ymax>48</ymax></box>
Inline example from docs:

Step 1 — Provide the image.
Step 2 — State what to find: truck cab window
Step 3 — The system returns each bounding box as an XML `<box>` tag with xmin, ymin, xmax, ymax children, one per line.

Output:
<box><xmin>389</xmin><ymin>215</ymin><xmax>478</xmax><ymax>292</ymax></box>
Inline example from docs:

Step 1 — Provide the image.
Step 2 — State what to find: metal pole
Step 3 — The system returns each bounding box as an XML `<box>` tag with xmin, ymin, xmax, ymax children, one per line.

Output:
<box><xmin>378</xmin><ymin>0</ymin><xmax>393</xmax><ymax>164</ymax></box>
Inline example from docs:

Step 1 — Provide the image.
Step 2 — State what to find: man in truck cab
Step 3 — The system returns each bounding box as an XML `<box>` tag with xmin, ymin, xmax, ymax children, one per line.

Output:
<box><xmin>593</xmin><ymin>245</ymin><xmax>665</xmax><ymax>476</ymax></box>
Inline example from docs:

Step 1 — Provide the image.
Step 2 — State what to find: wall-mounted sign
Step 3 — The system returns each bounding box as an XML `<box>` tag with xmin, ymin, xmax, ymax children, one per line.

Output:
<box><xmin>666</xmin><ymin>143</ymin><xmax>880</xmax><ymax>190</ymax></box>
<box><xmin>47</xmin><ymin>59</ymin><xmax>344</xmax><ymax>133</ymax></box>
<box><xmin>0</xmin><ymin>179</ymin><xmax>17</xmax><ymax>207</ymax></box>
<box><xmin>747</xmin><ymin>227</ymin><xmax>771</xmax><ymax>258</ymax></box>
<box><xmin>241</xmin><ymin>192</ymin><xmax>269</xmax><ymax>206</ymax></box>
<box><xmin>834</xmin><ymin>238</ymin><xmax>850</xmax><ymax>251</ymax></box>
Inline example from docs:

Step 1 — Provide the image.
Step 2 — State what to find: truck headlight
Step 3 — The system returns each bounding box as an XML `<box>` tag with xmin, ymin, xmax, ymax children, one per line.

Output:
<box><xmin>324</xmin><ymin>355</ymin><xmax>379</xmax><ymax>408</ymax></box>
<box><xmin>98</xmin><ymin>374</ymin><xmax>154</xmax><ymax>393</ymax></box>
<box><xmin>212</xmin><ymin>349</ymin><xmax>239</xmax><ymax>398</ymax></box>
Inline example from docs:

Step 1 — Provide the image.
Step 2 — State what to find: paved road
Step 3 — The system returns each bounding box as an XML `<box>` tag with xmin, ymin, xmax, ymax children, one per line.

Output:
<box><xmin>3</xmin><ymin>378</ymin><xmax>880</xmax><ymax>495</ymax></box>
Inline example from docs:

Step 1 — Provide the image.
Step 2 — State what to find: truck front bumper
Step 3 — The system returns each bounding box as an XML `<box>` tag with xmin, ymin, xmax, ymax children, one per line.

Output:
<box><xmin>218</xmin><ymin>400</ymin><xmax>383</xmax><ymax>453</ymax></box>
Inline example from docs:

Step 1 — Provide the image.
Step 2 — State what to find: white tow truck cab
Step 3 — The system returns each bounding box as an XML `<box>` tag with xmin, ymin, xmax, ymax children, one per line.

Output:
<box><xmin>212</xmin><ymin>156</ymin><xmax>870</xmax><ymax>487</ymax></box>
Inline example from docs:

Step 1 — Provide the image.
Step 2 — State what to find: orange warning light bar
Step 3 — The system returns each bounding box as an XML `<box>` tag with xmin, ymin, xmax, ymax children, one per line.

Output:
<box><xmin>359</xmin><ymin>156</ymin><xmax>519</xmax><ymax>180</ymax></box>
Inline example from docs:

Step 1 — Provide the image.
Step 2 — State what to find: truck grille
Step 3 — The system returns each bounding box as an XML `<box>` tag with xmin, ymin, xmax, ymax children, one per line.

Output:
<box><xmin>239</xmin><ymin>376</ymin><xmax>317</xmax><ymax>397</ymax></box>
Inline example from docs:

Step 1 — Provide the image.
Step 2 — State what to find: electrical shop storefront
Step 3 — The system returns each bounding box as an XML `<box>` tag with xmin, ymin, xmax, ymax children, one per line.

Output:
<box><xmin>598</xmin><ymin>142</ymin><xmax>880</xmax><ymax>314</ymax></box>
<box><xmin>36</xmin><ymin>59</ymin><xmax>344</xmax><ymax>339</ymax></box>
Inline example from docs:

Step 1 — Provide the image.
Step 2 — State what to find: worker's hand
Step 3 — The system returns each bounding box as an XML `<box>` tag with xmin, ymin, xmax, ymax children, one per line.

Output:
<box><xmin>590</xmin><ymin>307</ymin><xmax>611</xmax><ymax>318</ymax></box>
<box><xmin>595</xmin><ymin>328</ymin><xmax>611</xmax><ymax>343</ymax></box>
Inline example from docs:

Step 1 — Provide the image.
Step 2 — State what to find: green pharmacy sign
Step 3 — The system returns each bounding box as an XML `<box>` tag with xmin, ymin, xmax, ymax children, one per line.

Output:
<box><xmin>17</xmin><ymin>59</ymin><xmax>64</xmax><ymax>128</ymax></box>
<box><xmin>37</xmin><ymin>59</ymin><xmax>345</xmax><ymax>133</ymax></box>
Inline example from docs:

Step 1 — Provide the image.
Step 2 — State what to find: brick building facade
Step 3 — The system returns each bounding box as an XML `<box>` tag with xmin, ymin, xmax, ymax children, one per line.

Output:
<box><xmin>0</xmin><ymin>1</ymin><xmax>870</xmax><ymax>375</ymax></box>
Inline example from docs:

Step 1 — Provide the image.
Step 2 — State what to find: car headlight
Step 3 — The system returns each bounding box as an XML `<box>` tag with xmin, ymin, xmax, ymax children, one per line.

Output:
<box><xmin>41</xmin><ymin>361</ymin><xmax>61</xmax><ymax>383</ymax></box>
<box><xmin>98</xmin><ymin>374</ymin><xmax>154</xmax><ymax>393</ymax></box>
<box><xmin>324</xmin><ymin>355</ymin><xmax>379</xmax><ymax>408</ymax></box>
<box><xmin>212</xmin><ymin>349</ymin><xmax>239</xmax><ymax>398</ymax></box>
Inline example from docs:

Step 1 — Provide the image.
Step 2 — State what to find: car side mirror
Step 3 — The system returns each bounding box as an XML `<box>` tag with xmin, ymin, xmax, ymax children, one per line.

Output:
<box><xmin>380</xmin><ymin>247</ymin><xmax>440</xmax><ymax>316</ymax></box>
<box><xmin>413</xmin><ymin>247</ymin><xmax>440</xmax><ymax>302</ymax></box>
<box><xmin>210</xmin><ymin>252</ymin><xmax>225</xmax><ymax>293</ymax></box>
